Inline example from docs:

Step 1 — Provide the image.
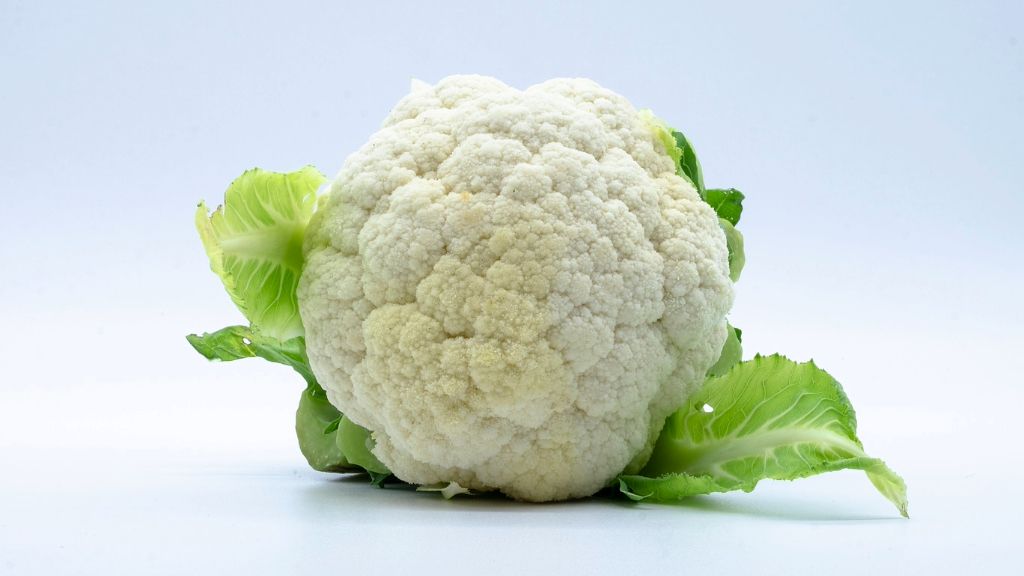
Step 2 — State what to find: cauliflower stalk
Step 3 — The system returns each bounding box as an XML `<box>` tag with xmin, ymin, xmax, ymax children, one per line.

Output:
<box><xmin>189</xmin><ymin>76</ymin><xmax>907</xmax><ymax>516</ymax></box>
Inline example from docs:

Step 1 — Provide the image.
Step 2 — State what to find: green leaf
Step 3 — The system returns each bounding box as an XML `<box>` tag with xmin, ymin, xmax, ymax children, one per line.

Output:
<box><xmin>618</xmin><ymin>474</ymin><xmax>729</xmax><ymax>501</ymax></box>
<box><xmin>195</xmin><ymin>166</ymin><xmax>324</xmax><ymax>340</ymax></box>
<box><xmin>337</xmin><ymin>415</ymin><xmax>390</xmax><ymax>475</ymax></box>
<box><xmin>186</xmin><ymin>325</ymin><xmax>316</xmax><ymax>388</ymax></box>
<box><xmin>671</xmin><ymin>129</ymin><xmax>705</xmax><ymax>194</ymax></box>
<box><xmin>625</xmin><ymin>354</ymin><xmax>908</xmax><ymax>517</ymax></box>
<box><xmin>323</xmin><ymin>416</ymin><xmax>342</xmax><ymax>435</ymax></box>
<box><xmin>707</xmin><ymin>324</ymin><xmax>743</xmax><ymax>377</ymax></box>
<box><xmin>719</xmin><ymin>218</ymin><xmax>745</xmax><ymax>282</ymax></box>
<box><xmin>295</xmin><ymin>383</ymin><xmax>360</xmax><ymax>473</ymax></box>
<box><xmin>703</xmin><ymin>188</ymin><xmax>744</xmax><ymax>225</ymax></box>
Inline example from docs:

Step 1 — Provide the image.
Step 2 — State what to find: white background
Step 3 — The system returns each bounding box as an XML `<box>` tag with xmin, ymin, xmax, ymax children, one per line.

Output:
<box><xmin>1</xmin><ymin>0</ymin><xmax>1021</xmax><ymax>573</ymax></box>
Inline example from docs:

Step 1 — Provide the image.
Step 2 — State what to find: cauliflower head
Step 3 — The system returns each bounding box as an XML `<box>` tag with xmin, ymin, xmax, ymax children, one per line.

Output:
<box><xmin>297</xmin><ymin>75</ymin><xmax>733</xmax><ymax>501</ymax></box>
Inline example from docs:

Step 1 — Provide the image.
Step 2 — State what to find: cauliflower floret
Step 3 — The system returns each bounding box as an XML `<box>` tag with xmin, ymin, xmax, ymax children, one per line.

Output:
<box><xmin>298</xmin><ymin>75</ymin><xmax>733</xmax><ymax>501</ymax></box>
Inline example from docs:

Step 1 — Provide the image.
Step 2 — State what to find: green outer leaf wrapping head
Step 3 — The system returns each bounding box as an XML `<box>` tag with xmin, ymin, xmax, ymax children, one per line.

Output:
<box><xmin>195</xmin><ymin>166</ymin><xmax>325</xmax><ymax>340</ymax></box>
<box><xmin>703</xmin><ymin>188</ymin><xmax>744</xmax><ymax>226</ymax></box>
<box><xmin>621</xmin><ymin>354</ymin><xmax>908</xmax><ymax>517</ymax></box>
<box><xmin>643</xmin><ymin>114</ymin><xmax>745</xmax><ymax>286</ymax></box>
<box><xmin>296</xmin><ymin>383</ymin><xmax>361</xmax><ymax>473</ymax></box>
<box><xmin>186</xmin><ymin>325</ymin><xmax>316</xmax><ymax>387</ymax></box>
<box><xmin>706</xmin><ymin>324</ymin><xmax>742</xmax><ymax>377</ymax></box>
<box><xmin>718</xmin><ymin>218</ymin><xmax>745</xmax><ymax>282</ymax></box>
<box><xmin>671</xmin><ymin>129</ymin><xmax>705</xmax><ymax>194</ymax></box>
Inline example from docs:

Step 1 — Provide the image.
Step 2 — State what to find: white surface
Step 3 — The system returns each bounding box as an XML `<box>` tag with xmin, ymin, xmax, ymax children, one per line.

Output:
<box><xmin>0</xmin><ymin>425</ymin><xmax>1015</xmax><ymax>575</ymax></box>
<box><xmin>0</xmin><ymin>425</ymin><xmax>1010</xmax><ymax>576</ymax></box>
<box><xmin>1</xmin><ymin>331</ymin><xmax>1018</xmax><ymax>575</ymax></box>
<box><xmin>2</xmin><ymin>0</ymin><xmax>1022</xmax><ymax>574</ymax></box>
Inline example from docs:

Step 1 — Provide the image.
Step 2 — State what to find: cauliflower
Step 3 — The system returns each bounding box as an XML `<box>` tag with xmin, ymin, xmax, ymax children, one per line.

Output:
<box><xmin>188</xmin><ymin>75</ymin><xmax>907</xmax><ymax>515</ymax></box>
<box><xmin>297</xmin><ymin>76</ymin><xmax>732</xmax><ymax>500</ymax></box>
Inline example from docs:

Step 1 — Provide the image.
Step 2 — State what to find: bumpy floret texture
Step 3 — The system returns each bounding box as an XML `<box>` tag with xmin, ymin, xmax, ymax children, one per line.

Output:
<box><xmin>298</xmin><ymin>75</ymin><xmax>733</xmax><ymax>501</ymax></box>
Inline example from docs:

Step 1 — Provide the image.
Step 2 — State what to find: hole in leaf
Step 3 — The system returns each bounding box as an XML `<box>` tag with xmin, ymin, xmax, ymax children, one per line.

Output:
<box><xmin>701</xmin><ymin>403</ymin><xmax>714</xmax><ymax>413</ymax></box>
